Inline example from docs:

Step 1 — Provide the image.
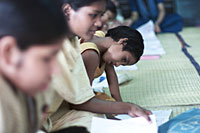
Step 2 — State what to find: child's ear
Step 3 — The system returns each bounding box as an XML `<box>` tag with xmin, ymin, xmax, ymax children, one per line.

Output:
<box><xmin>0</xmin><ymin>36</ymin><xmax>22</xmax><ymax>71</ymax></box>
<box><xmin>62</xmin><ymin>4</ymin><xmax>72</xmax><ymax>18</ymax></box>
<box><xmin>117</xmin><ymin>38</ymin><xmax>128</xmax><ymax>46</ymax></box>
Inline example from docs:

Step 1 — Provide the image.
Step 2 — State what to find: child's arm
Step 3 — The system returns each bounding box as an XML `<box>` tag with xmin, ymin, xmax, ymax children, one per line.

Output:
<box><xmin>81</xmin><ymin>49</ymin><xmax>100</xmax><ymax>85</ymax></box>
<box><xmin>155</xmin><ymin>2</ymin><xmax>165</xmax><ymax>33</ymax></box>
<box><xmin>105</xmin><ymin>64</ymin><xmax>122</xmax><ymax>102</ymax></box>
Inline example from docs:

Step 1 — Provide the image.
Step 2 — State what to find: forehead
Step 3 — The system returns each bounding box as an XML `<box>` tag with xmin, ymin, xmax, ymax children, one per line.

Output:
<box><xmin>78</xmin><ymin>1</ymin><xmax>106</xmax><ymax>13</ymax></box>
<box><xmin>24</xmin><ymin>42</ymin><xmax>62</xmax><ymax>55</ymax></box>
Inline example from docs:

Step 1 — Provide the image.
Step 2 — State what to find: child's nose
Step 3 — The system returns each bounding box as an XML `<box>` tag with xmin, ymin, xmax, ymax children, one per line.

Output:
<box><xmin>115</xmin><ymin>62</ymin><xmax>121</xmax><ymax>67</ymax></box>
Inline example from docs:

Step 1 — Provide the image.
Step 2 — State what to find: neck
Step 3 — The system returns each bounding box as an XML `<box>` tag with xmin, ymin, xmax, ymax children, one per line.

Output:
<box><xmin>0</xmin><ymin>70</ymin><xmax>35</xmax><ymax>97</ymax></box>
<box><xmin>92</xmin><ymin>37</ymin><xmax>113</xmax><ymax>54</ymax></box>
<box><xmin>68</xmin><ymin>33</ymin><xmax>76</xmax><ymax>41</ymax></box>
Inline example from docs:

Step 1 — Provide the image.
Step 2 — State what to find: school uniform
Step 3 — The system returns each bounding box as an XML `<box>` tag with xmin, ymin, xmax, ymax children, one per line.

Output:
<box><xmin>0</xmin><ymin>75</ymin><xmax>43</xmax><ymax>133</ymax></box>
<box><xmin>43</xmin><ymin>37</ymin><xmax>103</xmax><ymax>132</ymax></box>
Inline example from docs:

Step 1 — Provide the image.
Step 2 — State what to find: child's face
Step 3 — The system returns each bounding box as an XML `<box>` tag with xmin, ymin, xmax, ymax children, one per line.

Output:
<box><xmin>101</xmin><ymin>10</ymin><xmax>115</xmax><ymax>24</ymax></box>
<box><xmin>15</xmin><ymin>42</ymin><xmax>63</xmax><ymax>96</ymax></box>
<box><xmin>0</xmin><ymin>37</ymin><xmax>63</xmax><ymax>96</ymax></box>
<box><xmin>67</xmin><ymin>1</ymin><xmax>106</xmax><ymax>41</ymax></box>
<box><xmin>102</xmin><ymin>40</ymin><xmax>137</xmax><ymax>67</ymax></box>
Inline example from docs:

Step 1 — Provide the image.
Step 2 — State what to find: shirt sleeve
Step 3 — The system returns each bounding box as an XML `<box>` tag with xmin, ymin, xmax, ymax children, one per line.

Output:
<box><xmin>50</xmin><ymin>39</ymin><xmax>95</xmax><ymax>105</ymax></box>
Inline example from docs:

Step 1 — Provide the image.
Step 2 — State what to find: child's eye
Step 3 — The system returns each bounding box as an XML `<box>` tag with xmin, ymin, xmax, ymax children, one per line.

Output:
<box><xmin>89</xmin><ymin>14</ymin><xmax>98</xmax><ymax>19</ymax></box>
<box><xmin>101</xmin><ymin>12</ymin><xmax>105</xmax><ymax>17</ymax></box>
<box><xmin>43</xmin><ymin>57</ymin><xmax>51</xmax><ymax>63</ymax></box>
<box><xmin>122</xmin><ymin>58</ymin><xmax>127</xmax><ymax>63</ymax></box>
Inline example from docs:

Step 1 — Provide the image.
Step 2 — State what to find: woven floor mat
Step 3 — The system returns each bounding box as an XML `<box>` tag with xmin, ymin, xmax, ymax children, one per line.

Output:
<box><xmin>179</xmin><ymin>27</ymin><xmax>200</xmax><ymax>64</ymax></box>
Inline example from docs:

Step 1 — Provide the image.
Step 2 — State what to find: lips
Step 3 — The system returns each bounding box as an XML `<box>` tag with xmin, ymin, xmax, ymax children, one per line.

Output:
<box><xmin>89</xmin><ymin>28</ymin><xmax>97</xmax><ymax>34</ymax></box>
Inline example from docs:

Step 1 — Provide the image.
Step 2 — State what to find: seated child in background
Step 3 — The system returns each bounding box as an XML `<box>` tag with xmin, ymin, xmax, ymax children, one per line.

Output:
<box><xmin>81</xmin><ymin>26</ymin><xmax>144</xmax><ymax>102</ymax></box>
<box><xmin>99</xmin><ymin>0</ymin><xmax>118</xmax><ymax>32</ymax></box>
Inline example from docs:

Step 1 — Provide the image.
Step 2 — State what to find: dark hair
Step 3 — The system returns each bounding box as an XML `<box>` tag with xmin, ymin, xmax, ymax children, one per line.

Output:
<box><xmin>0</xmin><ymin>0</ymin><xmax>68</xmax><ymax>50</ymax></box>
<box><xmin>51</xmin><ymin>126</ymin><xmax>90</xmax><ymax>133</ymax></box>
<box><xmin>106</xmin><ymin>26</ymin><xmax>144</xmax><ymax>63</ymax></box>
<box><xmin>61</xmin><ymin>0</ymin><xmax>107</xmax><ymax>11</ymax></box>
<box><xmin>106</xmin><ymin>0</ymin><xmax>117</xmax><ymax>18</ymax></box>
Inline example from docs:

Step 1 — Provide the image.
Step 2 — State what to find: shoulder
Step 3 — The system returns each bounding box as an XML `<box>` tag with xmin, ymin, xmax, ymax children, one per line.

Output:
<box><xmin>82</xmin><ymin>49</ymin><xmax>100</xmax><ymax>62</ymax></box>
<box><xmin>94</xmin><ymin>30</ymin><xmax>105</xmax><ymax>37</ymax></box>
<box><xmin>81</xmin><ymin>42</ymin><xmax>100</xmax><ymax>56</ymax></box>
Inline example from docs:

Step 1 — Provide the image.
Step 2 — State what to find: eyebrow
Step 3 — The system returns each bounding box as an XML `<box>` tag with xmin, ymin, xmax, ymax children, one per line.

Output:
<box><xmin>93</xmin><ymin>10</ymin><xmax>105</xmax><ymax>14</ymax></box>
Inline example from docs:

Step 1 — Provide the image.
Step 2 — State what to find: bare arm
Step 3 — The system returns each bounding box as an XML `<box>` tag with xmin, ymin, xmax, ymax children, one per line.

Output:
<box><xmin>130</xmin><ymin>11</ymin><xmax>139</xmax><ymax>23</ymax></box>
<box><xmin>154</xmin><ymin>3</ymin><xmax>166</xmax><ymax>33</ymax></box>
<box><xmin>105</xmin><ymin>64</ymin><xmax>122</xmax><ymax>102</ymax></box>
<box><xmin>70</xmin><ymin>97</ymin><xmax>152</xmax><ymax>122</ymax></box>
<box><xmin>81</xmin><ymin>50</ymin><xmax>100</xmax><ymax>85</ymax></box>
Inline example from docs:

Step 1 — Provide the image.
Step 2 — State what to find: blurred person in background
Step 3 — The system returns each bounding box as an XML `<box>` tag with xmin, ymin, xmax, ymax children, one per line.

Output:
<box><xmin>128</xmin><ymin>0</ymin><xmax>183</xmax><ymax>33</ymax></box>
<box><xmin>0</xmin><ymin>0</ymin><xmax>68</xmax><ymax>132</ymax></box>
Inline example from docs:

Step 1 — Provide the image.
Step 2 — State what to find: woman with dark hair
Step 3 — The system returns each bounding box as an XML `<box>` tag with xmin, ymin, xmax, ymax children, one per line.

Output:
<box><xmin>0</xmin><ymin>0</ymin><xmax>68</xmax><ymax>133</ymax></box>
<box><xmin>44</xmin><ymin>0</ymin><xmax>107</xmax><ymax>132</ymax></box>
<box><xmin>45</xmin><ymin>0</ymin><xmax>151</xmax><ymax>132</ymax></box>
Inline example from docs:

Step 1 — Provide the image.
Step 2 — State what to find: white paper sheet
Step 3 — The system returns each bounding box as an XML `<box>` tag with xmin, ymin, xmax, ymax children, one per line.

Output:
<box><xmin>115</xmin><ymin>110</ymin><xmax>172</xmax><ymax>127</ymax></box>
<box><xmin>137</xmin><ymin>21</ymin><xmax>166</xmax><ymax>56</ymax></box>
<box><xmin>92</xmin><ymin>73</ymin><xmax>133</xmax><ymax>92</ymax></box>
<box><xmin>114</xmin><ymin>64</ymin><xmax>138</xmax><ymax>71</ymax></box>
<box><xmin>91</xmin><ymin>115</ymin><xmax>157</xmax><ymax>133</ymax></box>
<box><xmin>152</xmin><ymin>110</ymin><xmax>172</xmax><ymax>127</ymax></box>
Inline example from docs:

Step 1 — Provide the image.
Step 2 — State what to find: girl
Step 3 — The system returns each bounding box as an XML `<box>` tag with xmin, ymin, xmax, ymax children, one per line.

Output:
<box><xmin>46</xmin><ymin>0</ymin><xmax>151</xmax><ymax>132</ymax></box>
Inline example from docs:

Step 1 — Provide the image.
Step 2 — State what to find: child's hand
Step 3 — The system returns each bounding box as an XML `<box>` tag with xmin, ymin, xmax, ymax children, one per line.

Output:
<box><xmin>154</xmin><ymin>23</ymin><xmax>161</xmax><ymax>33</ymax></box>
<box><xmin>127</xmin><ymin>103</ymin><xmax>152</xmax><ymax>122</ymax></box>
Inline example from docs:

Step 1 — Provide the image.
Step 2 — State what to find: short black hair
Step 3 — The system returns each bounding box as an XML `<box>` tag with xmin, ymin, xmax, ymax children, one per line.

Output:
<box><xmin>61</xmin><ymin>0</ymin><xmax>107</xmax><ymax>11</ymax></box>
<box><xmin>0</xmin><ymin>0</ymin><xmax>68</xmax><ymax>50</ymax></box>
<box><xmin>51</xmin><ymin>126</ymin><xmax>90</xmax><ymax>133</ymax></box>
<box><xmin>106</xmin><ymin>0</ymin><xmax>117</xmax><ymax>17</ymax></box>
<box><xmin>106</xmin><ymin>26</ymin><xmax>144</xmax><ymax>63</ymax></box>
